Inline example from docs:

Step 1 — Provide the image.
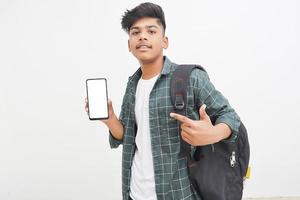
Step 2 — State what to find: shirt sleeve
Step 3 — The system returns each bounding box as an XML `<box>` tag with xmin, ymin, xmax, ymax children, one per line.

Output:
<box><xmin>190</xmin><ymin>68</ymin><xmax>240</xmax><ymax>141</ymax></box>
<box><xmin>108</xmin><ymin>119</ymin><xmax>124</xmax><ymax>148</ymax></box>
<box><xmin>108</xmin><ymin>82</ymin><xmax>131</xmax><ymax>148</ymax></box>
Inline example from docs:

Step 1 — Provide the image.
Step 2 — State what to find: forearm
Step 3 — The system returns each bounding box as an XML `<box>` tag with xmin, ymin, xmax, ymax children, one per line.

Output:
<box><xmin>213</xmin><ymin>123</ymin><xmax>232</xmax><ymax>143</ymax></box>
<box><xmin>103</xmin><ymin>114</ymin><xmax>124</xmax><ymax>140</ymax></box>
<box><xmin>193</xmin><ymin>69</ymin><xmax>240</xmax><ymax>135</ymax></box>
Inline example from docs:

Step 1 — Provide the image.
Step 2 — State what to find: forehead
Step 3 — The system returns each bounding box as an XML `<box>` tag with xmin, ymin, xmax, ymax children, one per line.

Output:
<box><xmin>130</xmin><ymin>17</ymin><xmax>162</xmax><ymax>30</ymax></box>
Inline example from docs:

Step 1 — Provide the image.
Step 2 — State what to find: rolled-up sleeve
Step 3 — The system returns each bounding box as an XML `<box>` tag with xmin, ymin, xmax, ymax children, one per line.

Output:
<box><xmin>109</xmin><ymin>96</ymin><xmax>128</xmax><ymax>148</ymax></box>
<box><xmin>109</xmin><ymin>78</ymin><xmax>134</xmax><ymax>148</ymax></box>
<box><xmin>108</xmin><ymin>88</ymin><xmax>129</xmax><ymax>148</ymax></box>
<box><xmin>191</xmin><ymin>68</ymin><xmax>240</xmax><ymax>141</ymax></box>
<box><xmin>109</xmin><ymin>122</ymin><xmax>124</xmax><ymax>148</ymax></box>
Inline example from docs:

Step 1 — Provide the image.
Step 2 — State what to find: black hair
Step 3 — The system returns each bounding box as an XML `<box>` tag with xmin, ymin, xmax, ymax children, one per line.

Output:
<box><xmin>121</xmin><ymin>2</ymin><xmax>166</xmax><ymax>34</ymax></box>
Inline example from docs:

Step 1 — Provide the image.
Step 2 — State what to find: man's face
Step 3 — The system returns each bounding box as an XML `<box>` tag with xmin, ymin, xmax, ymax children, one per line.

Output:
<box><xmin>128</xmin><ymin>17</ymin><xmax>168</xmax><ymax>64</ymax></box>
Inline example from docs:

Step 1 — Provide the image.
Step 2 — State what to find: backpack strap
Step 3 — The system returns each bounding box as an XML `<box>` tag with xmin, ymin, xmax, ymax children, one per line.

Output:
<box><xmin>170</xmin><ymin>64</ymin><xmax>206</xmax><ymax>158</ymax></box>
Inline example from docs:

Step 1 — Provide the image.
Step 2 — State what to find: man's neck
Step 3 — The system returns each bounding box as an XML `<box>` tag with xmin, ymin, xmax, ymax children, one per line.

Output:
<box><xmin>139</xmin><ymin>55</ymin><xmax>164</xmax><ymax>80</ymax></box>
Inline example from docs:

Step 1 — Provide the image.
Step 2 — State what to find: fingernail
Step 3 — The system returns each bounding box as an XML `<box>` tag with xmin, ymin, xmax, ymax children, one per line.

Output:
<box><xmin>170</xmin><ymin>113</ymin><xmax>174</xmax><ymax>117</ymax></box>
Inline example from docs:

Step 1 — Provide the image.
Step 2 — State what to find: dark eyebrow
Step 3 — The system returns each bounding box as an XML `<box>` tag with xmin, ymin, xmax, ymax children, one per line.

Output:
<box><xmin>145</xmin><ymin>25</ymin><xmax>159</xmax><ymax>29</ymax></box>
<box><xmin>129</xmin><ymin>25</ymin><xmax>159</xmax><ymax>31</ymax></box>
<box><xmin>129</xmin><ymin>26</ymin><xmax>140</xmax><ymax>31</ymax></box>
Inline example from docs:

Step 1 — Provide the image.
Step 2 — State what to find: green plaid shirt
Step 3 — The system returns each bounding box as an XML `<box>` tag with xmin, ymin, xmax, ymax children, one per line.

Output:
<box><xmin>109</xmin><ymin>56</ymin><xmax>240</xmax><ymax>200</ymax></box>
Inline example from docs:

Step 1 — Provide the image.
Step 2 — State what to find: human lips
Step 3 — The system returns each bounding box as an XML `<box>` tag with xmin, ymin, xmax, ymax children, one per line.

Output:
<box><xmin>136</xmin><ymin>43</ymin><xmax>152</xmax><ymax>49</ymax></box>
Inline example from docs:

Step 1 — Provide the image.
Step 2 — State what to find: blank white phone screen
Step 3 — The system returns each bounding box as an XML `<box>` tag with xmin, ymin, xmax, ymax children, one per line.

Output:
<box><xmin>86</xmin><ymin>79</ymin><xmax>108</xmax><ymax>119</ymax></box>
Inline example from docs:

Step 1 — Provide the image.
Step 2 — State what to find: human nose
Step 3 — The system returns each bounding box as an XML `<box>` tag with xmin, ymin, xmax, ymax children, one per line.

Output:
<box><xmin>139</xmin><ymin>30</ymin><xmax>148</xmax><ymax>41</ymax></box>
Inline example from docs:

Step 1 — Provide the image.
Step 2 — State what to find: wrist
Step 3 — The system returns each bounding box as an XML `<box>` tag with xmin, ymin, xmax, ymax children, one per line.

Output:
<box><xmin>212</xmin><ymin>126</ymin><xmax>222</xmax><ymax>143</ymax></box>
<box><xmin>212</xmin><ymin>123</ymin><xmax>231</xmax><ymax>143</ymax></box>
<box><xmin>104</xmin><ymin>113</ymin><xmax>117</xmax><ymax>125</ymax></box>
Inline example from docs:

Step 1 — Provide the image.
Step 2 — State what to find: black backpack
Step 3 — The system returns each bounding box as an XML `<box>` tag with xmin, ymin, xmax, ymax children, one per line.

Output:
<box><xmin>170</xmin><ymin>65</ymin><xmax>250</xmax><ymax>200</ymax></box>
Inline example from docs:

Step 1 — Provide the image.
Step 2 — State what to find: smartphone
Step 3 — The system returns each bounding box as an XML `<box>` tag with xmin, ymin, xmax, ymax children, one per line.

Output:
<box><xmin>86</xmin><ymin>78</ymin><xmax>109</xmax><ymax>120</ymax></box>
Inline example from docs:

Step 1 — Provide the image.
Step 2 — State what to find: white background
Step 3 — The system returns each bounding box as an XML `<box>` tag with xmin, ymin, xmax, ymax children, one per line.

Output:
<box><xmin>1</xmin><ymin>0</ymin><xmax>300</xmax><ymax>199</ymax></box>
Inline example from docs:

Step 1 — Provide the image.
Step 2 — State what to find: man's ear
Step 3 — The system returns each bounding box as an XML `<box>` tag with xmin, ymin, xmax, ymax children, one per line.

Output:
<box><xmin>128</xmin><ymin>40</ymin><xmax>131</xmax><ymax>52</ymax></box>
<box><xmin>162</xmin><ymin>36</ymin><xmax>169</xmax><ymax>49</ymax></box>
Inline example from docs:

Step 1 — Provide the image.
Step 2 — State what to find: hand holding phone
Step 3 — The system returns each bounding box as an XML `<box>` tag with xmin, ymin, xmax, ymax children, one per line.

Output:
<box><xmin>86</xmin><ymin>78</ymin><xmax>109</xmax><ymax>120</ymax></box>
<box><xmin>85</xmin><ymin>98</ymin><xmax>115</xmax><ymax>121</ymax></box>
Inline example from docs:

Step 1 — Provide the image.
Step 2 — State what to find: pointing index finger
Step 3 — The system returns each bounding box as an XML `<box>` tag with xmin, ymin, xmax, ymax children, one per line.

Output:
<box><xmin>170</xmin><ymin>112</ymin><xmax>193</xmax><ymax>125</ymax></box>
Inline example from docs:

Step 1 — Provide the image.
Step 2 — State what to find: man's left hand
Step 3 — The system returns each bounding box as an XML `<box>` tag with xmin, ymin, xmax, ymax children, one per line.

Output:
<box><xmin>170</xmin><ymin>104</ymin><xmax>220</xmax><ymax>146</ymax></box>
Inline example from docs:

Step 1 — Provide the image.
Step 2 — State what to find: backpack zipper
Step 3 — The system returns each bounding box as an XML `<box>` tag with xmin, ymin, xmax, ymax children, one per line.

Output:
<box><xmin>211</xmin><ymin>144</ymin><xmax>215</xmax><ymax>152</ymax></box>
<box><xmin>230</xmin><ymin>151</ymin><xmax>236</xmax><ymax>167</ymax></box>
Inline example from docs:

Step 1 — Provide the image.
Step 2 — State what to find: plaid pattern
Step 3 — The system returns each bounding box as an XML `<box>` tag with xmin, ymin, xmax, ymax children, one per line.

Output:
<box><xmin>109</xmin><ymin>57</ymin><xmax>240</xmax><ymax>200</ymax></box>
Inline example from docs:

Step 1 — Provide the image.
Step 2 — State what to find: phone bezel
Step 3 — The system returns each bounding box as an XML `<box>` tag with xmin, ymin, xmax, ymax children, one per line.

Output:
<box><xmin>86</xmin><ymin>78</ymin><xmax>109</xmax><ymax>120</ymax></box>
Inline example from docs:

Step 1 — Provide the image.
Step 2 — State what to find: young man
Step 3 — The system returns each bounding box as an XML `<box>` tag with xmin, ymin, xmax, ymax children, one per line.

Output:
<box><xmin>86</xmin><ymin>2</ymin><xmax>240</xmax><ymax>200</ymax></box>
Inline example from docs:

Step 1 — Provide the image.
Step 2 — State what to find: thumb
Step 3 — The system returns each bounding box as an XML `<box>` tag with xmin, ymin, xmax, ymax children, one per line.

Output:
<box><xmin>108</xmin><ymin>99</ymin><xmax>112</xmax><ymax>107</ymax></box>
<box><xmin>107</xmin><ymin>99</ymin><xmax>113</xmax><ymax>111</ymax></box>
<box><xmin>107</xmin><ymin>99</ymin><xmax>115</xmax><ymax>115</ymax></box>
<box><xmin>199</xmin><ymin>104</ymin><xmax>210</xmax><ymax>121</ymax></box>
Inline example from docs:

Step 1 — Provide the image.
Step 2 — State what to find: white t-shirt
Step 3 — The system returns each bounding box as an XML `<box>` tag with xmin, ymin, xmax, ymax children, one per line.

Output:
<box><xmin>129</xmin><ymin>74</ymin><xmax>159</xmax><ymax>200</ymax></box>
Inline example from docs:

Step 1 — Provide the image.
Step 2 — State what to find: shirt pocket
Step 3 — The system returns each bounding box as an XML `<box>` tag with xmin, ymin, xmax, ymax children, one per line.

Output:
<box><xmin>157</xmin><ymin>106</ymin><xmax>181</xmax><ymax>150</ymax></box>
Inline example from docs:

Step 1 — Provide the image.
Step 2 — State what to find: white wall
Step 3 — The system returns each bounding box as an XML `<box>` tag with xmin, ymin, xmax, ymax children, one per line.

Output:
<box><xmin>1</xmin><ymin>0</ymin><xmax>299</xmax><ymax>199</ymax></box>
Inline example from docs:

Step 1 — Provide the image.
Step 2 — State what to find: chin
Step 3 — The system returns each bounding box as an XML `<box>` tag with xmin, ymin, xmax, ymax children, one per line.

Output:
<box><xmin>134</xmin><ymin>53</ymin><xmax>154</xmax><ymax>63</ymax></box>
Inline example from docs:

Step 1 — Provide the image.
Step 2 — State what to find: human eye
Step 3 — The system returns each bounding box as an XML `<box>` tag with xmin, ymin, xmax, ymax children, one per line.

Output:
<box><xmin>148</xmin><ymin>29</ymin><xmax>156</xmax><ymax>34</ymax></box>
<box><xmin>130</xmin><ymin>30</ymin><xmax>139</xmax><ymax>36</ymax></box>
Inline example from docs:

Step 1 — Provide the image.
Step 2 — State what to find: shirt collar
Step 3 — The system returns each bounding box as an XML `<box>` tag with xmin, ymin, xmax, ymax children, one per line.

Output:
<box><xmin>161</xmin><ymin>56</ymin><xmax>172</xmax><ymax>75</ymax></box>
<box><xmin>128</xmin><ymin>56</ymin><xmax>173</xmax><ymax>83</ymax></box>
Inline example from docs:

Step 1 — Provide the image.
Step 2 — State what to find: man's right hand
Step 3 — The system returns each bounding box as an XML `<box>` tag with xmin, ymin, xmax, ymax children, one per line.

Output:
<box><xmin>85</xmin><ymin>98</ymin><xmax>124</xmax><ymax>140</ymax></box>
<box><xmin>84</xmin><ymin>98</ymin><xmax>116</xmax><ymax>124</ymax></box>
<box><xmin>100</xmin><ymin>99</ymin><xmax>116</xmax><ymax>125</ymax></box>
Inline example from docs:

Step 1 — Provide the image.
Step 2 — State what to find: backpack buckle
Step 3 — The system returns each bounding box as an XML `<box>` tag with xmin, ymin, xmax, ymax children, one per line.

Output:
<box><xmin>175</xmin><ymin>94</ymin><xmax>185</xmax><ymax>110</ymax></box>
